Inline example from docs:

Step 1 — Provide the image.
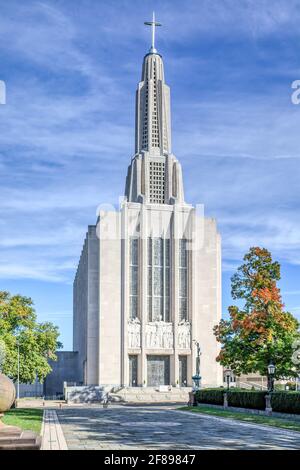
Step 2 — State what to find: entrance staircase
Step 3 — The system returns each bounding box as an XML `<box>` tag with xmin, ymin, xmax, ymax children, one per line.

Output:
<box><xmin>110</xmin><ymin>386</ymin><xmax>192</xmax><ymax>404</ymax></box>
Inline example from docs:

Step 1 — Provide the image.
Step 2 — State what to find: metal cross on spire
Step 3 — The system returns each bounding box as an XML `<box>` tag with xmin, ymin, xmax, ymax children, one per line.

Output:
<box><xmin>144</xmin><ymin>12</ymin><xmax>161</xmax><ymax>54</ymax></box>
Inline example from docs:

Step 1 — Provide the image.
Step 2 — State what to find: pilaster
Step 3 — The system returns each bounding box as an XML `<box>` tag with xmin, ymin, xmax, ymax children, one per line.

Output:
<box><xmin>121</xmin><ymin>204</ymin><xmax>129</xmax><ymax>386</ymax></box>
<box><xmin>172</xmin><ymin>205</ymin><xmax>180</xmax><ymax>385</ymax></box>
<box><xmin>140</xmin><ymin>205</ymin><xmax>148</xmax><ymax>385</ymax></box>
<box><xmin>190</xmin><ymin>209</ymin><xmax>197</xmax><ymax>386</ymax></box>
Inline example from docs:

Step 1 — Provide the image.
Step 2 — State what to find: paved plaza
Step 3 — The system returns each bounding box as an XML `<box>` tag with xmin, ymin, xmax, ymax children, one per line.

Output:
<box><xmin>56</xmin><ymin>405</ymin><xmax>300</xmax><ymax>450</ymax></box>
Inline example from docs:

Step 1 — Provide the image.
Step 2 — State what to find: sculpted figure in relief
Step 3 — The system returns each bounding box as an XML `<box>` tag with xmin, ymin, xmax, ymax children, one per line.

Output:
<box><xmin>178</xmin><ymin>320</ymin><xmax>191</xmax><ymax>349</ymax></box>
<box><xmin>128</xmin><ymin>318</ymin><xmax>141</xmax><ymax>348</ymax></box>
<box><xmin>145</xmin><ymin>319</ymin><xmax>173</xmax><ymax>349</ymax></box>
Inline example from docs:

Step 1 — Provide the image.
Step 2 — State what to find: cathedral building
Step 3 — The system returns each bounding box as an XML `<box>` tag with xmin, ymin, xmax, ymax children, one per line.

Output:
<box><xmin>73</xmin><ymin>16</ymin><xmax>223</xmax><ymax>391</ymax></box>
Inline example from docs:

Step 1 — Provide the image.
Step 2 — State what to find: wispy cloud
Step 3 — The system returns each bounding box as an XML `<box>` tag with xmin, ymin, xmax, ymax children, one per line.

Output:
<box><xmin>0</xmin><ymin>1</ymin><xmax>299</xmax><ymax>306</ymax></box>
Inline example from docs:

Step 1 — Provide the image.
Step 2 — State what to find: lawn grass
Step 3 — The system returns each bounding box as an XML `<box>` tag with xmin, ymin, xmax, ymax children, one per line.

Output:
<box><xmin>2</xmin><ymin>408</ymin><xmax>43</xmax><ymax>434</ymax></box>
<box><xmin>178</xmin><ymin>405</ymin><xmax>300</xmax><ymax>433</ymax></box>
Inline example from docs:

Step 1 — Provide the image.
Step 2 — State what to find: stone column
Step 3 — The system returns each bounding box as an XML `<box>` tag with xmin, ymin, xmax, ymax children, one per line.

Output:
<box><xmin>265</xmin><ymin>394</ymin><xmax>272</xmax><ymax>416</ymax></box>
<box><xmin>223</xmin><ymin>392</ymin><xmax>228</xmax><ymax>409</ymax></box>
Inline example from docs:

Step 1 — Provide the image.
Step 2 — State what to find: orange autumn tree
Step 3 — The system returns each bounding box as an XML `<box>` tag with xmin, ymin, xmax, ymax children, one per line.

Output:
<box><xmin>214</xmin><ymin>247</ymin><xmax>300</xmax><ymax>381</ymax></box>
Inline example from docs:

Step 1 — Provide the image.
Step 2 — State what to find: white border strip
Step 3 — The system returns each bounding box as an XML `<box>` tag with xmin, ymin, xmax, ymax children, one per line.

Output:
<box><xmin>41</xmin><ymin>409</ymin><xmax>68</xmax><ymax>450</ymax></box>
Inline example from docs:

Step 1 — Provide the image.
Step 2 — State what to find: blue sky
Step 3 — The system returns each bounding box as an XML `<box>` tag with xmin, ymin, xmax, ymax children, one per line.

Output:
<box><xmin>1</xmin><ymin>0</ymin><xmax>300</xmax><ymax>350</ymax></box>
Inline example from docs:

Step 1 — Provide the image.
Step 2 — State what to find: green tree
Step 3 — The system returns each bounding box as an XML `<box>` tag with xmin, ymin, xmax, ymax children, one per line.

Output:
<box><xmin>214</xmin><ymin>247</ymin><xmax>300</xmax><ymax>380</ymax></box>
<box><xmin>0</xmin><ymin>338</ymin><xmax>6</xmax><ymax>372</ymax></box>
<box><xmin>0</xmin><ymin>291</ymin><xmax>62</xmax><ymax>383</ymax></box>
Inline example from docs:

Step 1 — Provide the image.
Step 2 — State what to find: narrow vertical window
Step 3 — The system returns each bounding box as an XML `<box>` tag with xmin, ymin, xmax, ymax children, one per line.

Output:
<box><xmin>148</xmin><ymin>237</ymin><xmax>171</xmax><ymax>322</ymax></box>
<box><xmin>153</xmin><ymin>238</ymin><xmax>163</xmax><ymax>321</ymax></box>
<box><xmin>179</xmin><ymin>239</ymin><xmax>188</xmax><ymax>321</ymax></box>
<box><xmin>130</xmin><ymin>238</ymin><xmax>138</xmax><ymax>319</ymax></box>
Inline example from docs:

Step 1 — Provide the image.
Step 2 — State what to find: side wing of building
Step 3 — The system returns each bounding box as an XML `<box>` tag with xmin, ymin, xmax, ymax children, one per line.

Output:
<box><xmin>73</xmin><ymin>225</ymin><xmax>99</xmax><ymax>385</ymax></box>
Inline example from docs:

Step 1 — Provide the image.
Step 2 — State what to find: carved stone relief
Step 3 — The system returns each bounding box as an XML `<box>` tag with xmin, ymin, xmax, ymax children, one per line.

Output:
<box><xmin>177</xmin><ymin>320</ymin><xmax>191</xmax><ymax>349</ymax></box>
<box><xmin>145</xmin><ymin>321</ymin><xmax>173</xmax><ymax>349</ymax></box>
<box><xmin>128</xmin><ymin>318</ymin><xmax>141</xmax><ymax>348</ymax></box>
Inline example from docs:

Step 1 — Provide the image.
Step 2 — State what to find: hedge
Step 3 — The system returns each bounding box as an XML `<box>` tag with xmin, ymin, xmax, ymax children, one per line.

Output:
<box><xmin>194</xmin><ymin>389</ymin><xmax>300</xmax><ymax>414</ymax></box>
<box><xmin>271</xmin><ymin>392</ymin><xmax>300</xmax><ymax>415</ymax></box>
<box><xmin>227</xmin><ymin>390</ymin><xmax>266</xmax><ymax>410</ymax></box>
<box><xmin>195</xmin><ymin>388</ymin><xmax>224</xmax><ymax>405</ymax></box>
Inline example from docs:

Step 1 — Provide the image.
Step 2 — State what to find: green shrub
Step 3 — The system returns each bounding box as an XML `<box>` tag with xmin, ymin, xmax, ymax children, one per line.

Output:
<box><xmin>227</xmin><ymin>390</ymin><xmax>266</xmax><ymax>410</ymax></box>
<box><xmin>271</xmin><ymin>392</ymin><xmax>300</xmax><ymax>414</ymax></box>
<box><xmin>195</xmin><ymin>389</ymin><xmax>300</xmax><ymax>414</ymax></box>
<box><xmin>285</xmin><ymin>381</ymin><xmax>296</xmax><ymax>391</ymax></box>
<box><xmin>195</xmin><ymin>388</ymin><xmax>224</xmax><ymax>405</ymax></box>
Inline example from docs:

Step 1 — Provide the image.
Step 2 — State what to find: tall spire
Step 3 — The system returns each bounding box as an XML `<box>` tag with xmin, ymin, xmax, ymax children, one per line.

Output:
<box><xmin>135</xmin><ymin>47</ymin><xmax>171</xmax><ymax>156</ymax></box>
<box><xmin>144</xmin><ymin>12</ymin><xmax>161</xmax><ymax>54</ymax></box>
<box><xmin>125</xmin><ymin>15</ymin><xmax>185</xmax><ymax>206</ymax></box>
<box><xmin>134</xmin><ymin>14</ymin><xmax>170</xmax><ymax>156</ymax></box>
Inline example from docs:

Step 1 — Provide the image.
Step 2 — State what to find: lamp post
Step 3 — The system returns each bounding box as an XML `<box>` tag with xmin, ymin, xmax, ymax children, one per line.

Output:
<box><xmin>267</xmin><ymin>362</ymin><xmax>275</xmax><ymax>393</ymax></box>
<box><xmin>225</xmin><ymin>369</ymin><xmax>231</xmax><ymax>391</ymax></box>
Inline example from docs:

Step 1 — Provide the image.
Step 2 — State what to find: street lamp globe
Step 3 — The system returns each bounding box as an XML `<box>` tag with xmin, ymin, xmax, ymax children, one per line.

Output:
<box><xmin>268</xmin><ymin>363</ymin><xmax>275</xmax><ymax>376</ymax></box>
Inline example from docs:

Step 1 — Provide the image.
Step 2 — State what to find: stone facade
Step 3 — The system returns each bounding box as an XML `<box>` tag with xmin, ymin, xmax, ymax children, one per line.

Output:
<box><xmin>73</xmin><ymin>37</ymin><xmax>223</xmax><ymax>390</ymax></box>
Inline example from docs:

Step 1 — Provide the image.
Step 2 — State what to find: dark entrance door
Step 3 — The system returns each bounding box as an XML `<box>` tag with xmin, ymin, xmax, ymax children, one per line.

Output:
<box><xmin>179</xmin><ymin>356</ymin><xmax>187</xmax><ymax>386</ymax></box>
<box><xmin>129</xmin><ymin>355</ymin><xmax>138</xmax><ymax>387</ymax></box>
<box><xmin>147</xmin><ymin>355</ymin><xmax>170</xmax><ymax>386</ymax></box>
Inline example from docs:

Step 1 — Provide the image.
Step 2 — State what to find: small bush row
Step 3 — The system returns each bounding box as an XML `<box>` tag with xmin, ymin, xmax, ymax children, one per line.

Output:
<box><xmin>195</xmin><ymin>388</ymin><xmax>300</xmax><ymax>414</ymax></box>
<box><xmin>227</xmin><ymin>390</ymin><xmax>266</xmax><ymax>410</ymax></box>
<box><xmin>271</xmin><ymin>392</ymin><xmax>300</xmax><ymax>414</ymax></box>
<box><xmin>195</xmin><ymin>388</ymin><xmax>224</xmax><ymax>405</ymax></box>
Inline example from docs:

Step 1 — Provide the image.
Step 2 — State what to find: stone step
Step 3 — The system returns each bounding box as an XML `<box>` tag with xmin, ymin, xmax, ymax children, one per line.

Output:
<box><xmin>121</xmin><ymin>397</ymin><xmax>186</xmax><ymax>400</ymax></box>
<box><xmin>109</xmin><ymin>386</ymin><xmax>191</xmax><ymax>404</ymax></box>
<box><xmin>0</xmin><ymin>432</ymin><xmax>41</xmax><ymax>450</ymax></box>
<box><xmin>116</xmin><ymin>387</ymin><xmax>191</xmax><ymax>394</ymax></box>
<box><xmin>0</xmin><ymin>442</ymin><xmax>41</xmax><ymax>450</ymax></box>
<box><xmin>119</xmin><ymin>392</ymin><xmax>189</xmax><ymax>397</ymax></box>
<box><xmin>116</xmin><ymin>392</ymin><xmax>190</xmax><ymax>397</ymax></box>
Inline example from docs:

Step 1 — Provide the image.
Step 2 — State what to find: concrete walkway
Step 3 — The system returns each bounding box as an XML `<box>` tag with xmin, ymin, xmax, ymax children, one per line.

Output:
<box><xmin>41</xmin><ymin>409</ymin><xmax>68</xmax><ymax>450</ymax></box>
<box><xmin>57</xmin><ymin>404</ymin><xmax>300</xmax><ymax>450</ymax></box>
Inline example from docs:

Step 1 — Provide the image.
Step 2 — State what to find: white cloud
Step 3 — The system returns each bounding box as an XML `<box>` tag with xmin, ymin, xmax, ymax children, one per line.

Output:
<box><xmin>0</xmin><ymin>0</ymin><xmax>300</xmax><ymax>286</ymax></box>
<box><xmin>0</xmin><ymin>263</ymin><xmax>67</xmax><ymax>283</ymax></box>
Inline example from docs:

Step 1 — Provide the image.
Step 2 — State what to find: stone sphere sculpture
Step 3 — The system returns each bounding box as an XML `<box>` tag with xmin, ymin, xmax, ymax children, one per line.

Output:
<box><xmin>0</xmin><ymin>373</ymin><xmax>16</xmax><ymax>413</ymax></box>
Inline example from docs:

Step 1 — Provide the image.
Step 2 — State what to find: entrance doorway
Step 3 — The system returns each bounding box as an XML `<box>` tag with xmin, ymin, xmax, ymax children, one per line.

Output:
<box><xmin>147</xmin><ymin>355</ymin><xmax>170</xmax><ymax>386</ymax></box>
<box><xmin>179</xmin><ymin>356</ymin><xmax>187</xmax><ymax>386</ymax></box>
<box><xmin>129</xmin><ymin>355</ymin><xmax>138</xmax><ymax>387</ymax></box>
